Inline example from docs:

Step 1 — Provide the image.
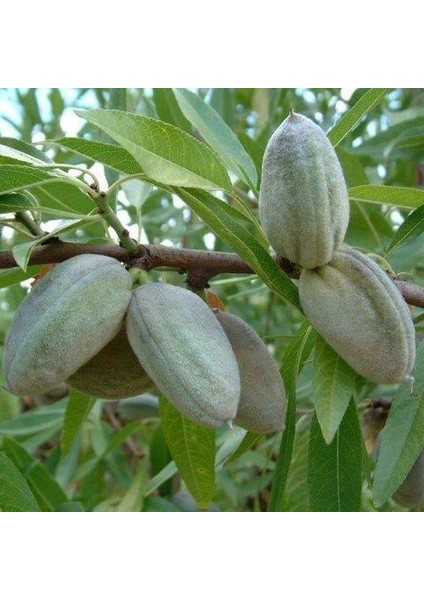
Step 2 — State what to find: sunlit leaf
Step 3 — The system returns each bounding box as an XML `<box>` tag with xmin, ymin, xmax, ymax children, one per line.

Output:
<box><xmin>76</xmin><ymin>109</ymin><xmax>232</xmax><ymax>191</ymax></box>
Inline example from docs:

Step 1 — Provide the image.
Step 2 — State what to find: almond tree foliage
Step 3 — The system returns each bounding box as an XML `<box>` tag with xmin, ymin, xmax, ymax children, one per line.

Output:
<box><xmin>0</xmin><ymin>87</ymin><xmax>423</xmax><ymax>512</ymax></box>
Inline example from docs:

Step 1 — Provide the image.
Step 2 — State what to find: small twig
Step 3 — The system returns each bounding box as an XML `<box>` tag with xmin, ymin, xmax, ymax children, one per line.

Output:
<box><xmin>103</xmin><ymin>403</ymin><xmax>144</xmax><ymax>459</ymax></box>
<box><xmin>0</xmin><ymin>241</ymin><xmax>423</xmax><ymax>308</ymax></box>
<box><xmin>14</xmin><ymin>211</ymin><xmax>45</xmax><ymax>237</ymax></box>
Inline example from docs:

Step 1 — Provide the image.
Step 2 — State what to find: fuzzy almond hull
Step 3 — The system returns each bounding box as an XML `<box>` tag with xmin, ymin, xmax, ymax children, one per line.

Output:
<box><xmin>259</xmin><ymin>112</ymin><xmax>350</xmax><ymax>268</ymax></box>
<box><xmin>3</xmin><ymin>254</ymin><xmax>132</xmax><ymax>396</ymax></box>
<box><xmin>299</xmin><ymin>245</ymin><xmax>416</xmax><ymax>383</ymax></box>
<box><xmin>67</xmin><ymin>325</ymin><xmax>153</xmax><ymax>400</ymax></box>
<box><xmin>126</xmin><ymin>283</ymin><xmax>241</xmax><ymax>428</ymax></box>
<box><xmin>216</xmin><ymin>311</ymin><xmax>286</xmax><ymax>433</ymax></box>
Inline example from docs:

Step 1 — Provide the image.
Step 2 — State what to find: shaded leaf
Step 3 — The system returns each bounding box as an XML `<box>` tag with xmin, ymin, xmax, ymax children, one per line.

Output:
<box><xmin>152</xmin><ymin>89</ymin><xmax>191</xmax><ymax>132</ymax></box>
<box><xmin>328</xmin><ymin>88</ymin><xmax>389</xmax><ymax>147</ymax></box>
<box><xmin>0</xmin><ymin>400</ymin><xmax>66</xmax><ymax>437</ymax></box>
<box><xmin>0</xmin><ymin>450</ymin><xmax>40</xmax><ymax>512</ymax></box>
<box><xmin>224</xmin><ymin>431</ymin><xmax>261</xmax><ymax>465</ymax></box>
<box><xmin>280</xmin><ymin>415</ymin><xmax>312</xmax><ymax>512</ymax></box>
<box><xmin>175</xmin><ymin>188</ymin><xmax>300</xmax><ymax>308</ymax></box>
<box><xmin>174</xmin><ymin>88</ymin><xmax>258</xmax><ymax>189</ymax></box>
<box><xmin>312</xmin><ymin>335</ymin><xmax>357</xmax><ymax>444</ymax></box>
<box><xmin>373</xmin><ymin>342</ymin><xmax>424</xmax><ymax>506</ymax></box>
<box><xmin>76</xmin><ymin>109</ymin><xmax>232</xmax><ymax>191</ymax></box>
<box><xmin>159</xmin><ymin>395</ymin><xmax>215</xmax><ymax>510</ymax></box>
<box><xmin>308</xmin><ymin>399</ymin><xmax>363</xmax><ymax>511</ymax></box>
<box><xmin>268</xmin><ymin>323</ymin><xmax>316</xmax><ymax>511</ymax></box>
<box><xmin>0</xmin><ymin>193</ymin><xmax>36</xmax><ymax>212</ymax></box>
<box><xmin>60</xmin><ymin>389</ymin><xmax>96</xmax><ymax>457</ymax></box>
<box><xmin>2</xmin><ymin>437</ymin><xmax>68</xmax><ymax>511</ymax></box>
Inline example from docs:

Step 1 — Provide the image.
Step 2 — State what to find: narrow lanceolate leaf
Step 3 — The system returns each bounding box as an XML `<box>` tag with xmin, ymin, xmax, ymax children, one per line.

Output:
<box><xmin>76</xmin><ymin>109</ymin><xmax>232</xmax><ymax>192</ymax></box>
<box><xmin>373</xmin><ymin>342</ymin><xmax>424</xmax><ymax>506</ymax></box>
<box><xmin>0</xmin><ymin>451</ymin><xmax>40</xmax><ymax>512</ymax></box>
<box><xmin>159</xmin><ymin>395</ymin><xmax>215</xmax><ymax>510</ymax></box>
<box><xmin>327</xmin><ymin>88</ymin><xmax>389</xmax><ymax>147</ymax></box>
<box><xmin>268</xmin><ymin>323</ymin><xmax>316</xmax><ymax>512</ymax></box>
<box><xmin>0</xmin><ymin>137</ymin><xmax>53</xmax><ymax>164</ymax></box>
<box><xmin>280</xmin><ymin>416</ymin><xmax>312</xmax><ymax>512</ymax></box>
<box><xmin>387</xmin><ymin>203</ymin><xmax>424</xmax><ymax>253</ymax></box>
<box><xmin>175</xmin><ymin>188</ymin><xmax>300</xmax><ymax>308</ymax></box>
<box><xmin>0</xmin><ymin>193</ymin><xmax>36</xmax><ymax>212</ymax></box>
<box><xmin>349</xmin><ymin>185</ymin><xmax>424</xmax><ymax>209</ymax></box>
<box><xmin>54</xmin><ymin>138</ymin><xmax>141</xmax><ymax>175</ymax></box>
<box><xmin>11</xmin><ymin>218</ymin><xmax>98</xmax><ymax>271</ymax></box>
<box><xmin>173</xmin><ymin>88</ymin><xmax>258</xmax><ymax>190</ymax></box>
<box><xmin>224</xmin><ymin>431</ymin><xmax>262</xmax><ymax>466</ymax></box>
<box><xmin>152</xmin><ymin>89</ymin><xmax>191</xmax><ymax>132</ymax></box>
<box><xmin>312</xmin><ymin>335</ymin><xmax>358</xmax><ymax>445</ymax></box>
<box><xmin>308</xmin><ymin>399</ymin><xmax>362</xmax><ymax>512</ymax></box>
<box><xmin>0</xmin><ymin>164</ymin><xmax>94</xmax><ymax>216</ymax></box>
<box><xmin>0</xmin><ymin>266</ymin><xmax>39</xmax><ymax>288</ymax></box>
<box><xmin>60</xmin><ymin>389</ymin><xmax>96</xmax><ymax>457</ymax></box>
<box><xmin>2</xmin><ymin>437</ymin><xmax>68</xmax><ymax>511</ymax></box>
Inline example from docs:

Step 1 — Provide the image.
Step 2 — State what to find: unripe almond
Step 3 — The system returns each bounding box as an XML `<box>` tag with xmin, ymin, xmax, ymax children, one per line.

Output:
<box><xmin>67</xmin><ymin>325</ymin><xmax>153</xmax><ymax>400</ymax></box>
<box><xmin>126</xmin><ymin>283</ymin><xmax>241</xmax><ymax>428</ymax></box>
<box><xmin>259</xmin><ymin>112</ymin><xmax>350</xmax><ymax>268</ymax></box>
<box><xmin>392</xmin><ymin>451</ymin><xmax>424</xmax><ymax>508</ymax></box>
<box><xmin>3</xmin><ymin>254</ymin><xmax>132</xmax><ymax>395</ymax></box>
<box><xmin>299</xmin><ymin>245</ymin><xmax>416</xmax><ymax>383</ymax></box>
<box><xmin>216</xmin><ymin>311</ymin><xmax>286</xmax><ymax>433</ymax></box>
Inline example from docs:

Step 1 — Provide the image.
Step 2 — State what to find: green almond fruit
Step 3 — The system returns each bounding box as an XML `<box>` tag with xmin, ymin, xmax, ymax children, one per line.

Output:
<box><xmin>126</xmin><ymin>283</ymin><xmax>241</xmax><ymax>428</ymax></box>
<box><xmin>67</xmin><ymin>325</ymin><xmax>153</xmax><ymax>400</ymax></box>
<box><xmin>392</xmin><ymin>451</ymin><xmax>424</xmax><ymax>508</ymax></box>
<box><xmin>299</xmin><ymin>245</ymin><xmax>416</xmax><ymax>383</ymax></box>
<box><xmin>3</xmin><ymin>254</ymin><xmax>132</xmax><ymax>396</ymax></box>
<box><xmin>216</xmin><ymin>311</ymin><xmax>286</xmax><ymax>433</ymax></box>
<box><xmin>259</xmin><ymin>111</ymin><xmax>350</xmax><ymax>268</ymax></box>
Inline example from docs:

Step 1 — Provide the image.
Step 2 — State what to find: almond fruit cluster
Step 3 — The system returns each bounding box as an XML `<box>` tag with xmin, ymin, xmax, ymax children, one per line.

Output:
<box><xmin>3</xmin><ymin>254</ymin><xmax>286</xmax><ymax>433</ymax></box>
<box><xmin>259</xmin><ymin>111</ymin><xmax>416</xmax><ymax>384</ymax></box>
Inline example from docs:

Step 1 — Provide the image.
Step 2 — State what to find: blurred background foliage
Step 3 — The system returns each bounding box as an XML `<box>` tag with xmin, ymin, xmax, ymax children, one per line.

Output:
<box><xmin>0</xmin><ymin>88</ymin><xmax>423</xmax><ymax>512</ymax></box>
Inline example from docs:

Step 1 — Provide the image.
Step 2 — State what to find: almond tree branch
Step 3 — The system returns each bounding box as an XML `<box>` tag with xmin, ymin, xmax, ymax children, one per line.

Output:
<box><xmin>0</xmin><ymin>241</ymin><xmax>422</xmax><ymax>308</ymax></box>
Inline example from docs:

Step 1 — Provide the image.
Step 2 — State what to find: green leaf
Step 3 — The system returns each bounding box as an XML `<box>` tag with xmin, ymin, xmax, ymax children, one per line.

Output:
<box><xmin>0</xmin><ymin>266</ymin><xmax>39</xmax><ymax>288</ymax></box>
<box><xmin>327</xmin><ymin>88</ymin><xmax>389</xmax><ymax>147</ymax></box>
<box><xmin>175</xmin><ymin>188</ymin><xmax>300</xmax><ymax>308</ymax></box>
<box><xmin>76</xmin><ymin>109</ymin><xmax>232</xmax><ymax>192</ymax></box>
<box><xmin>351</xmin><ymin>116</ymin><xmax>424</xmax><ymax>159</ymax></box>
<box><xmin>159</xmin><ymin>395</ymin><xmax>215</xmax><ymax>510</ymax></box>
<box><xmin>373</xmin><ymin>342</ymin><xmax>424</xmax><ymax>506</ymax></box>
<box><xmin>224</xmin><ymin>431</ymin><xmax>262</xmax><ymax>465</ymax></box>
<box><xmin>152</xmin><ymin>89</ymin><xmax>191</xmax><ymax>132</ymax></box>
<box><xmin>2</xmin><ymin>437</ymin><xmax>68</xmax><ymax>511</ymax></box>
<box><xmin>308</xmin><ymin>399</ymin><xmax>363</xmax><ymax>511</ymax></box>
<box><xmin>280</xmin><ymin>415</ymin><xmax>312</xmax><ymax>512</ymax></box>
<box><xmin>0</xmin><ymin>193</ymin><xmax>36</xmax><ymax>212</ymax></box>
<box><xmin>0</xmin><ymin>450</ymin><xmax>40</xmax><ymax>512</ymax></box>
<box><xmin>0</xmin><ymin>137</ymin><xmax>53</xmax><ymax>164</ymax></box>
<box><xmin>12</xmin><ymin>240</ymin><xmax>40</xmax><ymax>272</ymax></box>
<box><xmin>54</xmin><ymin>137</ymin><xmax>141</xmax><ymax>175</ymax></box>
<box><xmin>116</xmin><ymin>461</ymin><xmax>147</xmax><ymax>512</ymax></box>
<box><xmin>268</xmin><ymin>323</ymin><xmax>316</xmax><ymax>511</ymax></box>
<box><xmin>0</xmin><ymin>164</ymin><xmax>94</xmax><ymax>216</ymax></box>
<box><xmin>0</xmin><ymin>400</ymin><xmax>66</xmax><ymax>437</ymax></box>
<box><xmin>336</xmin><ymin>147</ymin><xmax>369</xmax><ymax>188</ymax></box>
<box><xmin>387</xmin><ymin>204</ymin><xmax>424</xmax><ymax>253</ymax></box>
<box><xmin>60</xmin><ymin>389</ymin><xmax>96</xmax><ymax>457</ymax></box>
<box><xmin>312</xmin><ymin>335</ymin><xmax>358</xmax><ymax>445</ymax></box>
<box><xmin>11</xmin><ymin>218</ymin><xmax>99</xmax><ymax>272</ymax></box>
<box><xmin>349</xmin><ymin>185</ymin><xmax>424</xmax><ymax>209</ymax></box>
<box><xmin>174</xmin><ymin>88</ymin><xmax>258</xmax><ymax>190</ymax></box>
